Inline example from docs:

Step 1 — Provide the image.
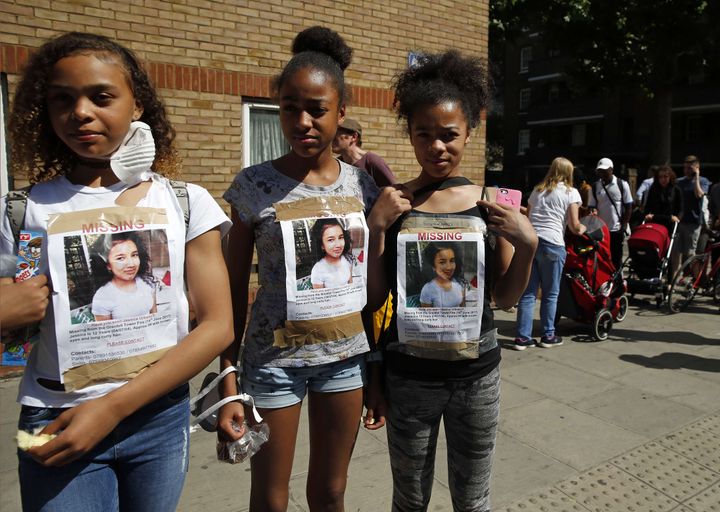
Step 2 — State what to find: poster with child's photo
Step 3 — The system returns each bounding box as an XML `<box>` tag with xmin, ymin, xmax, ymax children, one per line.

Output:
<box><xmin>281</xmin><ymin>213</ymin><xmax>369</xmax><ymax>322</ymax></box>
<box><xmin>46</xmin><ymin>205</ymin><xmax>179</xmax><ymax>379</ymax></box>
<box><xmin>397</xmin><ymin>230</ymin><xmax>485</xmax><ymax>344</ymax></box>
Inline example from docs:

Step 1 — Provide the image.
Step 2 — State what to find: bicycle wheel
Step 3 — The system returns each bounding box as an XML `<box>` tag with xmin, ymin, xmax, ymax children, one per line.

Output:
<box><xmin>668</xmin><ymin>255</ymin><xmax>705</xmax><ymax>313</ymax></box>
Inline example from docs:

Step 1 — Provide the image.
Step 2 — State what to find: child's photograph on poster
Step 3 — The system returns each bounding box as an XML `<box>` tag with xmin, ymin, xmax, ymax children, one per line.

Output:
<box><xmin>404</xmin><ymin>240</ymin><xmax>479</xmax><ymax>308</ymax></box>
<box><xmin>292</xmin><ymin>216</ymin><xmax>366</xmax><ymax>291</ymax></box>
<box><xmin>64</xmin><ymin>230</ymin><xmax>171</xmax><ymax>324</ymax></box>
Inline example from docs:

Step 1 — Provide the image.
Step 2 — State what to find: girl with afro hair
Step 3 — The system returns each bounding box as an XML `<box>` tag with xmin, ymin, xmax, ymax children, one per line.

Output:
<box><xmin>364</xmin><ymin>50</ymin><xmax>537</xmax><ymax>510</ymax></box>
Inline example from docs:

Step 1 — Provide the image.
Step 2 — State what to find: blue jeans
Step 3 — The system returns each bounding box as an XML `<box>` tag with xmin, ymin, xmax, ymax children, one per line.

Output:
<box><xmin>516</xmin><ymin>239</ymin><xmax>567</xmax><ymax>340</ymax></box>
<box><xmin>18</xmin><ymin>385</ymin><xmax>190</xmax><ymax>512</ymax></box>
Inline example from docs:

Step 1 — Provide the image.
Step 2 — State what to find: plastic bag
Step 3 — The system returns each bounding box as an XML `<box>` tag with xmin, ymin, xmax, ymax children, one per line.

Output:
<box><xmin>217</xmin><ymin>420</ymin><xmax>270</xmax><ymax>464</ymax></box>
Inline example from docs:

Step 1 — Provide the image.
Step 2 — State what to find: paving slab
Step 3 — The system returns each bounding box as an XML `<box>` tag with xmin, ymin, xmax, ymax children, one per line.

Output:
<box><xmin>610</xmin><ymin>442</ymin><xmax>720</xmax><ymax>502</ymax></box>
<box><xmin>614</xmin><ymin>366</ymin><xmax>720</xmax><ymax>411</ymax></box>
<box><xmin>501</xmin><ymin>358</ymin><xmax>619</xmax><ymax>404</ymax></box>
<box><xmin>557</xmin><ymin>463</ymin><xmax>680</xmax><ymax>512</ymax></box>
<box><xmin>658</xmin><ymin>423</ymin><xmax>720</xmax><ymax>472</ymax></box>
<box><xmin>500</xmin><ymin>399</ymin><xmax>648</xmax><ymax>471</ymax></box>
<box><xmin>491</xmin><ymin>431</ymin><xmax>577</xmax><ymax>508</ymax></box>
<box><xmin>570</xmin><ymin>386</ymin><xmax>703</xmax><ymax>438</ymax></box>
<box><xmin>499</xmin><ymin>379</ymin><xmax>545</xmax><ymax>412</ymax></box>
<box><xmin>682</xmin><ymin>480</ymin><xmax>720</xmax><ymax>512</ymax></box>
<box><xmin>499</xmin><ymin>487</ymin><xmax>591</xmax><ymax>512</ymax></box>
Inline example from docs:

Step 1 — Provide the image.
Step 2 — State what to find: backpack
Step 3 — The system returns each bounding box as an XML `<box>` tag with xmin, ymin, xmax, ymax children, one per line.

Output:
<box><xmin>6</xmin><ymin>180</ymin><xmax>190</xmax><ymax>247</ymax></box>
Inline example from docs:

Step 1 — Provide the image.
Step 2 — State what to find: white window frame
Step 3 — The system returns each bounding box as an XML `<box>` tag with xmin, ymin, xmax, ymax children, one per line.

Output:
<box><xmin>520</xmin><ymin>47</ymin><xmax>532</xmax><ymax>73</ymax></box>
<box><xmin>242</xmin><ymin>101</ymin><xmax>284</xmax><ymax>168</ymax></box>
<box><xmin>1</xmin><ymin>74</ymin><xmax>8</xmax><ymax>196</ymax></box>
<box><xmin>519</xmin><ymin>88</ymin><xmax>531</xmax><ymax>111</ymax></box>
<box><xmin>518</xmin><ymin>129</ymin><xmax>530</xmax><ymax>155</ymax></box>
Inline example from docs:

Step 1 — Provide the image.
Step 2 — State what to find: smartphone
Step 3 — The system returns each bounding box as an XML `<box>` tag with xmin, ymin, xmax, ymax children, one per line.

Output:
<box><xmin>496</xmin><ymin>188</ymin><xmax>522</xmax><ymax>209</ymax></box>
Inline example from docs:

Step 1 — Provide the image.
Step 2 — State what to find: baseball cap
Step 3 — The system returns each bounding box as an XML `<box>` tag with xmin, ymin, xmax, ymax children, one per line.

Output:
<box><xmin>596</xmin><ymin>157</ymin><xmax>613</xmax><ymax>170</ymax></box>
<box><xmin>339</xmin><ymin>118</ymin><xmax>362</xmax><ymax>136</ymax></box>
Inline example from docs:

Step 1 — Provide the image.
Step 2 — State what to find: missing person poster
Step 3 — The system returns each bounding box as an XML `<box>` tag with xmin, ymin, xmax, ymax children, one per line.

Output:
<box><xmin>46</xmin><ymin>206</ymin><xmax>178</xmax><ymax>386</ymax></box>
<box><xmin>396</xmin><ymin>214</ymin><xmax>486</xmax><ymax>345</ymax></box>
<box><xmin>272</xmin><ymin>196</ymin><xmax>369</xmax><ymax>348</ymax></box>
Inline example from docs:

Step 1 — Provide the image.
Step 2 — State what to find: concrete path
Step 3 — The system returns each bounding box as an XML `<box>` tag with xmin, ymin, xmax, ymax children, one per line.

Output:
<box><xmin>0</xmin><ymin>293</ymin><xmax>718</xmax><ymax>511</ymax></box>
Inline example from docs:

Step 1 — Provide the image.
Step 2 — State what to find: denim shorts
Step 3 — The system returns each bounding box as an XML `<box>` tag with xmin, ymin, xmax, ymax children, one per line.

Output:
<box><xmin>241</xmin><ymin>354</ymin><xmax>366</xmax><ymax>409</ymax></box>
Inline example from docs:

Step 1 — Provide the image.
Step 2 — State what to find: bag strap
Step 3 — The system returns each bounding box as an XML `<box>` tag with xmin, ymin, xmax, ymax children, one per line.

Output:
<box><xmin>169</xmin><ymin>179</ymin><xmax>190</xmax><ymax>231</ymax></box>
<box><xmin>5</xmin><ymin>185</ymin><xmax>32</xmax><ymax>247</ymax></box>
<box><xmin>599</xmin><ymin>179</ymin><xmax>624</xmax><ymax>222</ymax></box>
<box><xmin>189</xmin><ymin>366</ymin><xmax>263</xmax><ymax>425</ymax></box>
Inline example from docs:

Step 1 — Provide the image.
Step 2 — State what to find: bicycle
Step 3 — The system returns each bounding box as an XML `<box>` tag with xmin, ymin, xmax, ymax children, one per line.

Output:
<box><xmin>667</xmin><ymin>230</ymin><xmax>720</xmax><ymax>313</ymax></box>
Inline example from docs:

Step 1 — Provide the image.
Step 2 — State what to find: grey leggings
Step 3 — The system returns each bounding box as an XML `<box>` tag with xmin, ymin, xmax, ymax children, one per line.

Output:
<box><xmin>385</xmin><ymin>366</ymin><xmax>500</xmax><ymax>512</ymax></box>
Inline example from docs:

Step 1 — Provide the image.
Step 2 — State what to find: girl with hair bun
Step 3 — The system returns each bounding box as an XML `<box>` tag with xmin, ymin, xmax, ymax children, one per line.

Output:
<box><xmin>365</xmin><ymin>50</ymin><xmax>537</xmax><ymax>510</ymax></box>
<box><xmin>220</xmin><ymin>26</ymin><xmax>378</xmax><ymax>511</ymax></box>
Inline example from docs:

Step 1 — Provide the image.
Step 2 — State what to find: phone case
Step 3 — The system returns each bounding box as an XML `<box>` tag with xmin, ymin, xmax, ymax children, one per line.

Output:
<box><xmin>496</xmin><ymin>188</ymin><xmax>522</xmax><ymax>209</ymax></box>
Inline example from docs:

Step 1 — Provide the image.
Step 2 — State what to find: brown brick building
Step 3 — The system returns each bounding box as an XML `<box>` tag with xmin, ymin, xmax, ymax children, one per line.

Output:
<box><xmin>0</xmin><ymin>0</ymin><xmax>489</xmax><ymax>199</ymax></box>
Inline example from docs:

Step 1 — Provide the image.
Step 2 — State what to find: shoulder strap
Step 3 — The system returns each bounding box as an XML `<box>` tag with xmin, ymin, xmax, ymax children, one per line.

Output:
<box><xmin>169</xmin><ymin>180</ymin><xmax>190</xmax><ymax>231</ymax></box>
<box><xmin>6</xmin><ymin>185</ymin><xmax>32</xmax><ymax>247</ymax></box>
<box><xmin>413</xmin><ymin>176</ymin><xmax>474</xmax><ymax>198</ymax></box>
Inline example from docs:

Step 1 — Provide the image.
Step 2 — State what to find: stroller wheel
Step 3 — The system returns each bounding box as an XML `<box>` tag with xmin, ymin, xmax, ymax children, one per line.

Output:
<box><xmin>615</xmin><ymin>295</ymin><xmax>629</xmax><ymax>322</ymax></box>
<box><xmin>593</xmin><ymin>309</ymin><xmax>613</xmax><ymax>341</ymax></box>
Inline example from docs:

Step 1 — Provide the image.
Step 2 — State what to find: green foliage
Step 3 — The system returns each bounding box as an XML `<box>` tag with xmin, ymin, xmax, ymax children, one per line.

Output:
<box><xmin>491</xmin><ymin>0</ymin><xmax>720</xmax><ymax>94</ymax></box>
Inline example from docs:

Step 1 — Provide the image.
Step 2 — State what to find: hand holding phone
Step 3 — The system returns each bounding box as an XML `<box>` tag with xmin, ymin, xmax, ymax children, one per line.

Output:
<box><xmin>496</xmin><ymin>188</ymin><xmax>522</xmax><ymax>209</ymax></box>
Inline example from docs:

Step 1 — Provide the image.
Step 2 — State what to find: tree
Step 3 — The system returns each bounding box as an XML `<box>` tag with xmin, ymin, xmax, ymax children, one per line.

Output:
<box><xmin>492</xmin><ymin>0</ymin><xmax>720</xmax><ymax>164</ymax></box>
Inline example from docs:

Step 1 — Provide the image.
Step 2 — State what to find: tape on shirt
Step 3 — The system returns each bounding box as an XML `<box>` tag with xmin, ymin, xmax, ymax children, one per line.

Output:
<box><xmin>273</xmin><ymin>311</ymin><xmax>364</xmax><ymax>347</ymax></box>
<box><xmin>274</xmin><ymin>196</ymin><xmax>365</xmax><ymax>221</ymax></box>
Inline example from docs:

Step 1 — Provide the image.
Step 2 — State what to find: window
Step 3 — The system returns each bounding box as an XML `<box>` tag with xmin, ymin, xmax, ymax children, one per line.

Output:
<box><xmin>520</xmin><ymin>47</ymin><xmax>532</xmax><ymax>73</ymax></box>
<box><xmin>571</xmin><ymin>124</ymin><xmax>586</xmax><ymax>146</ymax></box>
<box><xmin>518</xmin><ymin>129</ymin><xmax>530</xmax><ymax>155</ymax></box>
<box><xmin>519</xmin><ymin>88</ymin><xmax>531</xmax><ymax>111</ymax></box>
<box><xmin>685</xmin><ymin>115</ymin><xmax>702</xmax><ymax>142</ymax></box>
<box><xmin>548</xmin><ymin>83</ymin><xmax>560</xmax><ymax>103</ymax></box>
<box><xmin>242</xmin><ymin>102</ymin><xmax>290</xmax><ymax>168</ymax></box>
<box><xmin>1</xmin><ymin>73</ymin><xmax>9</xmax><ymax>196</ymax></box>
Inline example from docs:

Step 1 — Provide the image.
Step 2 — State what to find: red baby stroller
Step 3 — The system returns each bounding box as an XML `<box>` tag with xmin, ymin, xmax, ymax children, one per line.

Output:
<box><xmin>624</xmin><ymin>222</ymin><xmax>677</xmax><ymax>307</ymax></box>
<box><xmin>556</xmin><ymin>216</ymin><xmax>629</xmax><ymax>340</ymax></box>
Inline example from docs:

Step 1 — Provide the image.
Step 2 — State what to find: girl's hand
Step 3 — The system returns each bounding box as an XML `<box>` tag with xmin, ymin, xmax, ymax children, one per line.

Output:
<box><xmin>216</xmin><ymin>401</ymin><xmax>247</xmax><ymax>442</ymax></box>
<box><xmin>363</xmin><ymin>384</ymin><xmax>387</xmax><ymax>431</ymax></box>
<box><xmin>368</xmin><ymin>185</ymin><xmax>413</xmax><ymax>232</ymax></box>
<box><xmin>477</xmin><ymin>200</ymin><xmax>538</xmax><ymax>250</ymax></box>
<box><xmin>0</xmin><ymin>275</ymin><xmax>50</xmax><ymax>331</ymax></box>
<box><xmin>27</xmin><ymin>396</ymin><xmax>123</xmax><ymax>467</ymax></box>
<box><xmin>645</xmin><ymin>213</ymin><xmax>654</xmax><ymax>221</ymax></box>
<box><xmin>671</xmin><ymin>215</ymin><xmax>680</xmax><ymax>224</ymax></box>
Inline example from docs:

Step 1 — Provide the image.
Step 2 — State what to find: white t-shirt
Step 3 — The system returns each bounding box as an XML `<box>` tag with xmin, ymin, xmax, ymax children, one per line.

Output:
<box><xmin>636</xmin><ymin>177</ymin><xmax>654</xmax><ymax>206</ymax></box>
<box><xmin>528</xmin><ymin>183</ymin><xmax>582</xmax><ymax>246</ymax></box>
<box><xmin>419</xmin><ymin>279</ymin><xmax>464</xmax><ymax>308</ymax></box>
<box><xmin>92</xmin><ymin>277</ymin><xmax>156</xmax><ymax>319</ymax></box>
<box><xmin>587</xmin><ymin>176</ymin><xmax>633</xmax><ymax>232</ymax></box>
<box><xmin>310</xmin><ymin>256</ymin><xmax>351</xmax><ymax>288</ymax></box>
<box><xmin>0</xmin><ymin>174</ymin><xmax>231</xmax><ymax>407</ymax></box>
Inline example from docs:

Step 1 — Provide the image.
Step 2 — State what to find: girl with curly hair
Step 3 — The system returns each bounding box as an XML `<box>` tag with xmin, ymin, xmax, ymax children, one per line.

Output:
<box><xmin>219</xmin><ymin>26</ymin><xmax>378</xmax><ymax>511</ymax></box>
<box><xmin>2</xmin><ymin>32</ymin><xmax>233</xmax><ymax>511</ymax></box>
<box><xmin>365</xmin><ymin>50</ymin><xmax>537</xmax><ymax>510</ymax></box>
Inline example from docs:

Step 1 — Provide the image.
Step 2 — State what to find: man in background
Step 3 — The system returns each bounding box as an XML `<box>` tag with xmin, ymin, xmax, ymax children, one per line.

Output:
<box><xmin>332</xmin><ymin>118</ymin><xmax>396</xmax><ymax>188</ymax></box>
<box><xmin>675</xmin><ymin>155</ymin><xmax>710</xmax><ymax>262</ymax></box>
<box><xmin>588</xmin><ymin>157</ymin><xmax>634</xmax><ymax>270</ymax></box>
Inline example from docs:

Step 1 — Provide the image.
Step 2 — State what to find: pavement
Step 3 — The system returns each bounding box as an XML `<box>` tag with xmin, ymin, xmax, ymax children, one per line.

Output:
<box><xmin>1</xmin><ymin>292</ymin><xmax>719</xmax><ymax>511</ymax></box>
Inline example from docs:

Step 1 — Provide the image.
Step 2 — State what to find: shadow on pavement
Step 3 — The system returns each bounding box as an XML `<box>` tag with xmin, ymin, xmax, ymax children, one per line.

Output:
<box><xmin>620</xmin><ymin>352</ymin><xmax>720</xmax><ymax>373</ymax></box>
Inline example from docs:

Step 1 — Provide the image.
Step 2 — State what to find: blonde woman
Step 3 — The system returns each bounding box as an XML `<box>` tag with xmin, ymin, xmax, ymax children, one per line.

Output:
<box><xmin>513</xmin><ymin>157</ymin><xmax>587</xmax><ymax>350</ymax></box>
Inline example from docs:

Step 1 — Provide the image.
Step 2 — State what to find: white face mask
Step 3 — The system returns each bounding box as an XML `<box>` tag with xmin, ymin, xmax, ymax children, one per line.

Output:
<box><xmin>110</xmin><ymin>121</ymin><xmax>156</xmax><ymax>186</ymax></box>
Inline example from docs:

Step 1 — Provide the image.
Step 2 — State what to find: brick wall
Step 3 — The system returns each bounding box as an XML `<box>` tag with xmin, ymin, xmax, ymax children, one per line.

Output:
<box><xmin>1</xmin><ymin>0</ymin><xmax>489</xmax><ymax>198</ymax></box>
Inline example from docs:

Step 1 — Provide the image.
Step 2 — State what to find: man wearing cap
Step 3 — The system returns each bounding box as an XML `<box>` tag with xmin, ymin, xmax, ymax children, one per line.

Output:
<box><xmin>588</xmin><ymin>157</ymin><xmax>634</xmax><ymax>270</ymax></box>
<box><xmin>332</xmin><ymin>118</ymin><xmax>396</xmax><ymax>188</ymax></box>
<box><xmin>675</xmin><ymin>155</ymin><xmax>711</xmax><ymax>262</ymax></box>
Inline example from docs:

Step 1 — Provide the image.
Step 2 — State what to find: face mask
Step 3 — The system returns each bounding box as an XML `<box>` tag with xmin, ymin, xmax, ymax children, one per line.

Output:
<box><xmin>110</xmin><ymin>121</ymin><xmax>156</xmax><ymax>186</ymax></box>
